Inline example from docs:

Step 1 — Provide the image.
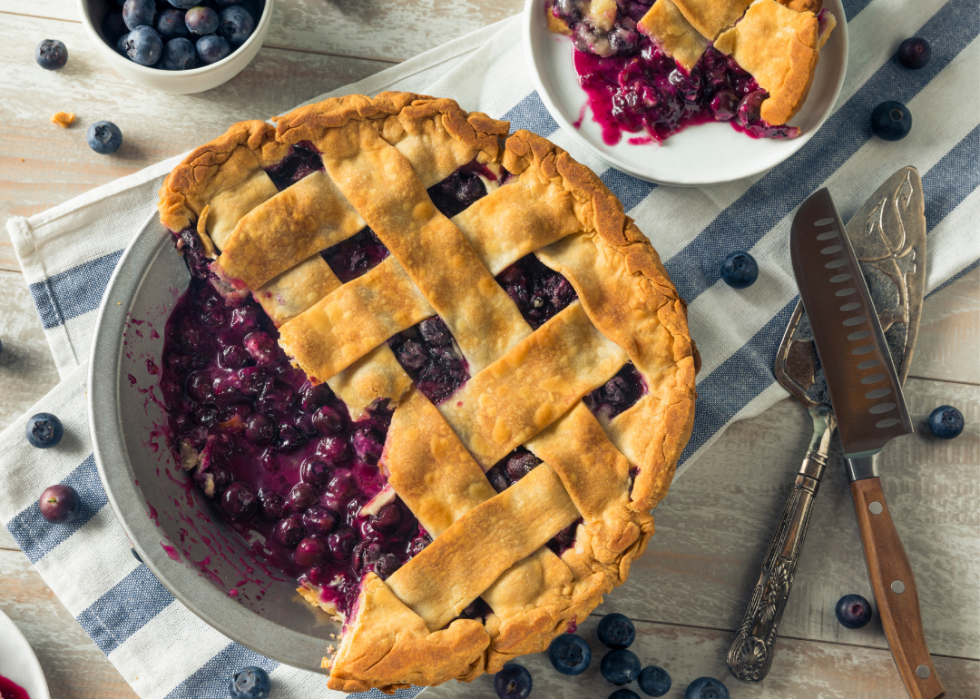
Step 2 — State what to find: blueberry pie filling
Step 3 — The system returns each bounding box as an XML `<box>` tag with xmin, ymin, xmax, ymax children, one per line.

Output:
<box><xmin>157</xmin><ymin>94</ymin><xmax>698</xmax><ymax>693</ymax></box>
<box><xmin>548</xmin><ymin>0</ymin><xmax>837</xmax><ymax>143</ymax></box>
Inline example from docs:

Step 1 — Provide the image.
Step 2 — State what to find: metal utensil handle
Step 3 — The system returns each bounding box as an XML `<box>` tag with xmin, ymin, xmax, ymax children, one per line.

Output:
<box><xmin>727</xmin><ymin>408</ymin><xmax>835</xmax><ymax>682</ymax></box>
<box><xmin>850</xmin><ymin>473</ymin><xmax>945</xmax><ymax>699</ymax></box>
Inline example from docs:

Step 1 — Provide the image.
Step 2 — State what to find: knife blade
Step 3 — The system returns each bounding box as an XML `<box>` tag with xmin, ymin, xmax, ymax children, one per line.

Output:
<box><xmin>791</xmin><ymin>188</ymin><xmax>945</xmax><ymax>699</ymax></box>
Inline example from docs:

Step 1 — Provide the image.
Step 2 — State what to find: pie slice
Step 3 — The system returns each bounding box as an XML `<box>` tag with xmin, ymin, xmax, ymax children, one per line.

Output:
<box><xmin>549</xmin><ymin>0</ymin><xmax>836</xmax><ymax>142</ymax></box>
<box><xmin>157</xmin><ymin>93</ymin><xmax>698</xmax><ymax>693</ymax></box>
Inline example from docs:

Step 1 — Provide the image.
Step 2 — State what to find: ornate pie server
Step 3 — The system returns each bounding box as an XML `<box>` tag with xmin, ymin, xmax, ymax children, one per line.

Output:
<box><xmin>727</xmin><ymin>168</ymin><xmax>928</xmax><ymax>685</ymax></box>
<box><xmin>790</xmin><ymin>185</ymin><xmax>943</xmax><ymax>699</ymax></box>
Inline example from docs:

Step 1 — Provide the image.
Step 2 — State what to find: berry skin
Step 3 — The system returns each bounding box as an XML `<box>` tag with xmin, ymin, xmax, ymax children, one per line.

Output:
<box><xmin>87</xmin><ymin>121</ymin><xmax>124</xmax><ymax>155</ymax></box>
<box><xmin>26</xmin><ymin>413</ymin><xmax>64</xmax><ymax>448</ymax></box>
<box><xmin>122</xmin><ymin>0</ymin><xmax>156</xmax><ymax>30</ymax></box>
<box><xmin>610</xmin><ymin>690</ymin><xmax>641</xmax><ymax>699</ymax></box>
<box><xmin>185</xmin><ymin>6</ymin><xmax>219</xmax><ymax>35</ymax></box>
<box><xmin>196</xmin><ymin>34</ymin><xmax>230</xmax><ymax>64</ymax></box>
<box><xmin>39</xmin><ymin>484</ymin><xmax>81</xmax><ymax>524</ymax></box>
<box><xmin>685</xmin><ymin>677</ymin><xmax>729</xmax><ymax>699</ymax></box>
<box><xmin>35</xmin><ymin>40</ymin><xmax>68</xmax><ymax>70</ymax></box>
<box><xmin>123</xmin><ymin>26</ymin><xmax>163</xmax><ymax>66</ymax></box>
<box><xmin>548</xmin><ymin>633</ymin><xmax>592</xmax><ymax>675</ymax></box>
<box><xmin>835</xmin><ymin>593</ymin><xmax>873</xmax><ymax>629</ymax></box>
<box><xmin>218</xmin><ymin>5</ymin><xmax>255</xmax><ymax>45</ymax></box>
<box><xmin>601</xmin><ymin>649</ymin><xmax>642</xmax><ymax>685</ymax></box>
<box><xmin>229</xmin><ymin>666</ymin><xmax>271</xmax><ymax>699</ymax></box>
<box><xmin>168</xmin><ymin>0</ymin><xmax>198</xmax><ymax>8</ymax></box>
<box><xmin>897</xmin><ymin>37</ymin><xmax>930</xmax><ymax>69</ymax></box>
<box><xmin>494</xmin><ymin>664</ymin><xmax>532</xmax><ymax>699</ymax></box>
<box><xmin>156</xmin><ymin>9</ymin><xmax>190</xmax><ymax>38</ymax></box>
<box><xmin>720</xmin><ymin>251</ymin><xmax>759</xmax><ymax>289</ymax></box>
<box><xmin>162</xmin><ymin>37</ymin><xmax>197</xmax><ymax>70</ymax></box>
<box><xmin>638</xmin><ymin>665</ymin><xmax>671</xmax><ymax>697</ymax></box>
<box><xmin>598</xmin><ymin>613</ymin><xmax>636</xmax><ymax>649</ymax></box>
<box><xmin>871</xmin><ymin>101</ymin><xmax>913</xmax><ymax>141</ymax></box>
<box><xmin>928</xmin><ymin>405</ymin><xmax>964</xmax><ymax>440</ymax></box>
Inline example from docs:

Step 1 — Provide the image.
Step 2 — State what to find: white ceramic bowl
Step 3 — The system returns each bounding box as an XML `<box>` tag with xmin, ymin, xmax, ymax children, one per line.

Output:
<box><xmin>523</xmin><ymin>0</ymin><xmax>848</xmax><ymax>186</ymax></box>
<box><xmin>78</xmin><ymin>0</ymin><xmax>274</xmax><ymax>94</ymax></box>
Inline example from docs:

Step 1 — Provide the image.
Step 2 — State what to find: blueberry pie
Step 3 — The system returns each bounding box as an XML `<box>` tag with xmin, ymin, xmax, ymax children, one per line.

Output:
<box><xmin>547</xmin><ymin>0</ymin><xmax>836</xmax><ymax>143</ymax></box>
<box><xmin>157</xmin><ymin>92</ymin><xmax>697</xmax><ymax>693</ymax></box>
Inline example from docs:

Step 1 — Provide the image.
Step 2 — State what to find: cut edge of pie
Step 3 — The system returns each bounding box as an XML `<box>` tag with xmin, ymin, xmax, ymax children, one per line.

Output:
<box><xmin>157</xmin><ymin>92</ymin><xmax>698</xmax><ymax>694</ymax></box>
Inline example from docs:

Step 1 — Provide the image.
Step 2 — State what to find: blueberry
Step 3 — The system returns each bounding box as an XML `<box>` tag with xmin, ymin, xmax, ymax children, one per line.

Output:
<box><xmin>374</xmin><ymin>552</ymin><xmax>399</xmax><ymax>578</ymax></box>
<box><xmin>123</xmin><ymin>26</ymin><xmax>163</xmax><ymax>66</ymax></box>
<box><xmin>116</xmin><ymin>32</ymin><xmax>130</xmax><ymax>55</ymax></box>
<box><xmin>312</xmin><ymin>405</ymin><xmax>344</xmax><ymax>436</ymax></box>
<box><xmin>35</xmin><ymin>39</ymin><xmax>68</xmax><ymax>70</ymax></box>
<box><xmin>610</xmin><ymin>691</ymin><xmax>641</xmax><ymax>699</ymax></box>
<box><xmin>327</xmin><ymin>525</ymin><xmax>358</xmax><ymax>560</ymax></box>
<box><xmin>218</xmin><ymin>5</ymin><xmax>254</xmax><ymax>46</ymax></box>
<box><xmin>302</xmin><ymin>506</ymin><xmax>338</xmax><ymax>536</ymax></box>
<box><xmin>26</xmin><ymin>413</ymin><xmax>64</xmax><ymax>448</ymax></box>
<box><xmin>548</xmin><ymin>633</ymin><xmax>591</xmax><ymax>675</ymax></box>
<box><xmin>601</xmin><ymin>649</ymin><xmax>641</xmax><ymax>685</ymax></box>
<box><xmin>294</xmin><ymin>536</ymin><xmax>326</xmax><ymax>567</ymax></box>
<box><xmin>372</xmin><ymin>503</ymin><xmax>402</xmax><ymax>534</ymax></box>
<box><xmin>504</xmin><ymin>451</ymin><xmax>539</xmax><ymax>482</ymax></box>
<box><xmin>244</xmin><ymin>413</ymin><xmax>275</xmax><ymax>444</ymax></box>
<box><xmin>835</xmin><ymin>593</ymin><xmax>873</xmax><ymax>629</ymax></box>
<box><xmin>300</xmin><ymin>458</ymin><xmax>332</xmax><ymax>488</ymax></box>
<box><xmin>928</xmin><ymin>405</ymin><xmax>964</xmax><ymax>440</ymax></box>
<box><xmin>122</xmin><ymin>0</ymin><xmax>156</xmax><ymax>30</ymax></box>
<box><xmin>685</xmin><ymin>677</ymin><xmax>729</xmax><ymax>699</ymax></box>
<box><xmin>494</xmin><ymin>664</ymin><xmax>532</xmax><ymax>699</ymax></box>
<box><xmin>352</xmin><ymin>427</ymin><xmax>383</xmax><ymax>465</ymax></box>
<box><xmin>221</xmin><ymin>482</ymin><xmax>257</xmax><ymax>519</ymax></box>
<box><xmin>168</xmin><ymin>0</ymin><xmax>197</xmax><ymax>8</ymax></box>
<box><xmin>39</xmin><ymin>484</ymin><xmax>80</xmax><ymax>524</ymax></box>
<box><xmin>286</xmin><ymin>482</ymin><xmax>317</xmax><ymax>513</ymax></box>
<box><xmin>194</xmin><ymin>32</ymin><xmax>230</xmax><ymax>64</ymax></box>
<box><xmin>162</xmin><ymin>37</ymin><xmax>197</xmax><ymax>70</ymax></box>
<box><xmin>597</xmin><ymin>613</ymin><xmax>636</xmax><ymax>649</ymax></box>
<box><xmin>258</xmin><ymin>490</ymin><xmax>285</xmax><ymax>521</ymax></box>
<box><xmin>638</xmin><ymin>665</ymin><xmax>671</xmax><ymax>696</ymax></box>
<box><xmin>720</xmin><ymin>251</ymin><xmax>758</xmax><ymax>289</ymax></box>
<box><xmin>185</xmin><ymin>6</ymin><xmax>219</xmax><ymax>35</ymax></box>
<box><xmin>710</xmin><ymin>89</ymin><xmax>738</xmax><ymax>121</ymax></box>
<box><xmin>131</xmin><ymin>548</ymin><xmax>144</xmax><ymax>563</ymax></box>
<box><xmin>871</xmin><ymin>101</ymin><xmax>912</xmax><ymax>141</ymax></box>
<box><xmin>229</xmin><ymin>666</ymin><xmax>271</xmax><ymax>699</ymax></box>
<box><xmin>897</xmin><ymin>37</ymin><xmax>930</xmax><ymax>69</ymax></box>
<box><xmin>273</xmin><ymin>515</ymin><xmax>306</xmax><ymax>547</ymax></box>
<box><xmin>156</xmin><ymin>9</ymin><xmax>190</xmax><ymax>38</ymax></box>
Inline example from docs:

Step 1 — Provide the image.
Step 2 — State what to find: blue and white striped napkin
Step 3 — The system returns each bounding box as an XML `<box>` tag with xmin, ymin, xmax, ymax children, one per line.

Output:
<box><xmin>2</xmin><ymin>1</ymin><xmax>977</xmax><ymax>696</ymax></box>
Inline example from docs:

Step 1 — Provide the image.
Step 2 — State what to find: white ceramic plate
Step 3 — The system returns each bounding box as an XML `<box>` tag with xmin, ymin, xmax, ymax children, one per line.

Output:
<box><xmin>523</xmin><ymin>0</ymin><xmax>848</xmax><ymax>186</ymax></box>
<box><xmin>0</xmin><ymin>609</ymin><xmax>51</xmax><ymax>699</ymax></box>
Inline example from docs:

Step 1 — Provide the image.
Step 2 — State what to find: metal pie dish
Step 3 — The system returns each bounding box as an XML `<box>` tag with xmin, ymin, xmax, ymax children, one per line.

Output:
<box><xmin>88</xmin><ymin>212</ymin><xmax>336</xmax><ymax>672</ymax></box>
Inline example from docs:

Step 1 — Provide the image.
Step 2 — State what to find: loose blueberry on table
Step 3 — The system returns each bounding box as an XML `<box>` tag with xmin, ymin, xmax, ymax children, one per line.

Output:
<box><xmin>494</xmin><ymin>663</ymin><xmax>533</xmax><ymax>699</ymax></box>
<box><xmin>684</xmin><ymin>676</ymin><xmax>729</xmax><ymax>699</ymax></box>
<box><xmin>638</xmin><ymin>664</ymin><xmax>671</xmax><ymax>696</ymax></box>
<box><xmin>835</xmin><ymin>593</ymin><xmax>873</xmax><ymax>629</ymax></box>
<box><xmin>39</xmin><ymin>484</ymin><xmax>81</xmax><ymax>524</ymax></box>
<box><xmin>35</xmin><ymin>39</ymin><xmax>68</xmax><ymax>70</ymax></box>
<box><xmin>103</xmin><ymin>0</ymin><xmax>260</xmax><ymax>71</ymax></box>
<box><xmin>548</xmin><ymin>633</ymin><xmax>592</xmax><ymax>675</ymax></box>
<box><xmin>928</xmin><ymin>405</ymin><xmax>964</xmax><ymax>440</ymax></box>
<box><xmin>87</xmin><ymin>121</ymin><xmax>123</xmax><ymax>155</ymax></box>
<box><xmin>870</xmin><ymin>101</ymin><xmax>912</xmax><ymax>142</ymax></box>
<box><xmin>610</xmin><ymin>690</ymin><xmax>641</xmax><ymax>699</ymax></box>
<box><xmin>26</xmin><ymin>412</ymin><xmax>64</xmax><ymax>448</ymax></box>
<box><xmin>719</xmin><ymin>251</ymin><xmax>758</xmax><ymax>289</ymax></box>
<box><xmin>229</xmin><ymin>666</ymin><xmax>271</xmax><ymax>699</ymax></box>
<box><xmin>897</xmin><ymin>37</ymin><xmax>930</xmax><ymax>69</ymax></box>
<box><xmin>597</xmin><ymin>612</ymin><xmax>636</xmax><ymax>649</ymax></box>
<box><xmin>601</xmin><ymin>648</ymin><xmax>642</xmax><ymax>685</ymax></box>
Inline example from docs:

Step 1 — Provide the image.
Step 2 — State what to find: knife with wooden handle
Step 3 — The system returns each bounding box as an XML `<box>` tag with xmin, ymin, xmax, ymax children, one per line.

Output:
<box><xmin>790</xmin><ymin>188</ymin><xmax>944</xmax><ymax>699</ymax></box>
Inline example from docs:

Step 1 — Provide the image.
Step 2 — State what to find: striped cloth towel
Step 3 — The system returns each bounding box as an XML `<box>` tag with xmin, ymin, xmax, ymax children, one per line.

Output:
<box><xmin>2</xmin><ymin>1</ymin><xmax>977</xmax><ymax>696</ymax></box>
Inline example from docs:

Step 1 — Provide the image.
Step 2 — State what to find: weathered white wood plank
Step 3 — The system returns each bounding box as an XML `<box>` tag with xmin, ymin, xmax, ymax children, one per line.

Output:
<box><xmin>0</xmin><ymin>548</ymin><xmax>139</xmax><ymax>699</ymax></box>
<box><xmin>607</xmin><ymin>378</ymin><xmax>979</xmax><ymax>660</ymax></box>
<box><xmin>0</xmin><ymin>13</ymin><xmax>387</xmax><ymax>272</ymax></box>
<box><xmin>424</xmin><ymin>614</ymin><xmax>980</xmax><ymax>699</ymax></box>
<box><xmin>910</xmin><ymin>267</ymin><xmax>980</xmax><ymax>385</ymax></box>
<box><xmin>0</xmin><ymin>0</ymin><xmax>523</xmax><ymax>62</ymax></box>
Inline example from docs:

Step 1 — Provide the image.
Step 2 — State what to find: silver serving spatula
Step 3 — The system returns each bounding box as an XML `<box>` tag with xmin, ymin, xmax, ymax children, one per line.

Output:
<box><xmin>790</xmin><ymin>186</ymin><xmax>943</xmax><ymax>699</ymax></box>
<box><xmin>727</xmin><ymin>168</ymin><xmax>928</xmax><ymax>685</ymax></box>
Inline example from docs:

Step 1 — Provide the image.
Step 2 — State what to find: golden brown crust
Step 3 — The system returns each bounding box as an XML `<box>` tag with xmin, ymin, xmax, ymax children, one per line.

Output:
<box><xmin>638</xmin><ymin>0</ymin><xmax>710</xmax><ymax>73</ymax></box>
<box><xmin>714</xmin><ymin>0</ymin><xmax>824</xmax><ymax>125</ymax></box>
<box><xmin>670</xmin><ymin>0</ymin><xmax>753</xmax><ymax>40</ymax></box>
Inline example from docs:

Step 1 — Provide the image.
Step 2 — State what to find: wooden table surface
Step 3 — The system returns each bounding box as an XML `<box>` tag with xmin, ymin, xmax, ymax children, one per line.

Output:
<box><xmin>0</xmin><ymin>1</ymin><xmax>977</xmax><ymax>697</ymax></box>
